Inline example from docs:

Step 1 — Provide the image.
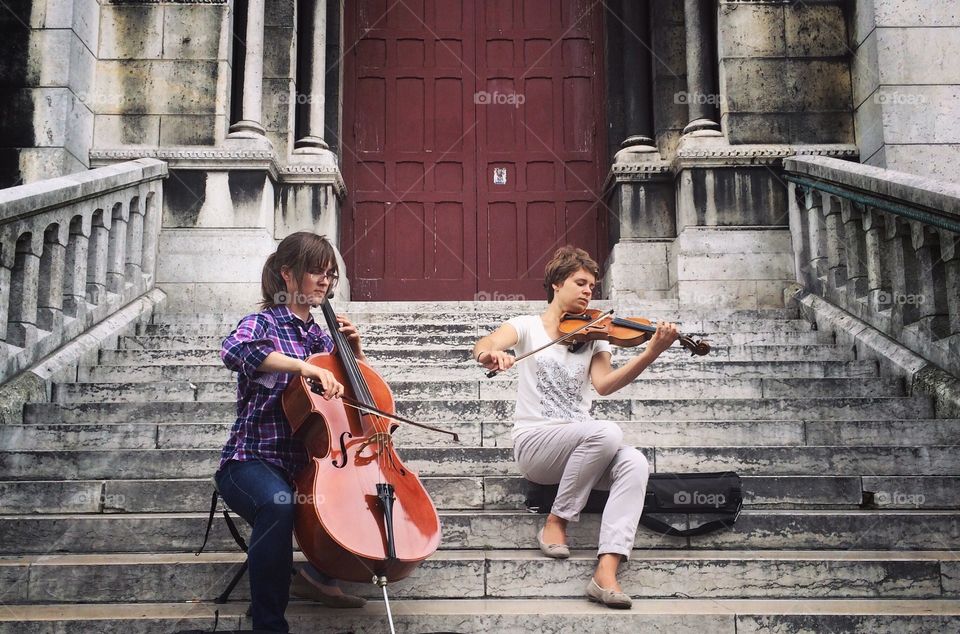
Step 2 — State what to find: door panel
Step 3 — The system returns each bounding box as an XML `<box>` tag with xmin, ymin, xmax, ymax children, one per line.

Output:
<box><xmin>343</xmin><ymin>0</ymin><xmax>605</xmax><ymax>300</ymax></box>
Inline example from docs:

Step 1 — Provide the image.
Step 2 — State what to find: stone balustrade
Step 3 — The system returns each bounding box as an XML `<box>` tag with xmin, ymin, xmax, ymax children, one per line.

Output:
<box><xmin>0</xmin><ymin>159</ymin><xmax>167</xmax><ymax>383</ymax></box>
<box><xmin>785</xmin><ymin>156</ymin><xmax>960</xmax><ymax>376</ymax></box>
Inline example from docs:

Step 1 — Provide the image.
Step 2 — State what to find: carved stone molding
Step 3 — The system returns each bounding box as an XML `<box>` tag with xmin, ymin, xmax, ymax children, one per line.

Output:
<box><xmin>675</xmin><ymin>144</ymin><xmax>859</xmax><ymax>169</ymax></box>
<box><xmin>90</xmin><ymin>148</ymin><xmax>345</xmax><ymax>195</ymax></box>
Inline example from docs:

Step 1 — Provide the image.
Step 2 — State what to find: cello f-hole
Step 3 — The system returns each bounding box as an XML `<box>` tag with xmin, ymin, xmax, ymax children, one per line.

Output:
<box><xmin>332</xmin><ymin>431</ymin><xmax>353</xmax><ymax>468</ymax></box>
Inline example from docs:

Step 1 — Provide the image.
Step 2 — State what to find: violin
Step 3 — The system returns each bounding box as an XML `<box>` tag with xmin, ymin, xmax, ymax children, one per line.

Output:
<box><xmin>559</xmin><ymin>308</ymin><xmax>710</xmax><ymax>356</ymax></box>
<box><xmin>281</xmin><ymin>298</ymin><xmax>451</xmax><ymax>591</ymax></box>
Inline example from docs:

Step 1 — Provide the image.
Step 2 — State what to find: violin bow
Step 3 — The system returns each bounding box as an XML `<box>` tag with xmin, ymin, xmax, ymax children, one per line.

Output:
<box><xmin>307</xmin><ymin>380</ymin><xmax>460</xmax><ymax>441</ymax></box>
<box><xmin>484</xmin><ymin>309</ymin><xmax>614</xmax><ymax>378</ymax></box>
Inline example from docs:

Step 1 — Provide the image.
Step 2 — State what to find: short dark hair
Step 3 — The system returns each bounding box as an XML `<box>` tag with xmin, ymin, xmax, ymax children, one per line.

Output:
<box><xmin>260</xmin><ymin>232</ymin><xmax>337</xmax><ymax>308</ymax></box>
<box><xmin>543</xmin><ymin>246</ymin><xmax>599</xmax><ymax>303</ymax></box>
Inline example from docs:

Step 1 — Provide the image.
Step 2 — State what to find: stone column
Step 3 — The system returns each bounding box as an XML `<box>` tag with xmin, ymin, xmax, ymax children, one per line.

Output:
<box><xmin>682</xmin><ymin>0</ymin><xmax>721</xmax><ymax>135</ymax></box>
<box><xmin>36</xmin><ymin>225</ymin><xmax>68</xmax><ymax>332</ymax></box>
<box><xmin>294</xmin><ymin>0</ymin><xmax>330</xmax><ymax>153</ymax></box>
<box><xmin>228</xmin><ymin>0</ymin><xmax>271</xmax><ymax>144</ymax></box>
<box><xmin>615</xmin><ymin>0</ymin><xmax>657</xmax><ymax>160</ymax></box>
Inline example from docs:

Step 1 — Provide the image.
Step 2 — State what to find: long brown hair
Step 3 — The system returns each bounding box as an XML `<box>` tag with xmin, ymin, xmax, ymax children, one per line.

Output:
<box><xmin>260</xmin><ymin>232</ymin><xmax>337</xmax><ymax>309</ymax></box>
<box><xmin>543</xmin><ymin>246</ymin><xmax>599</xmax><ymax>303</ymax></box>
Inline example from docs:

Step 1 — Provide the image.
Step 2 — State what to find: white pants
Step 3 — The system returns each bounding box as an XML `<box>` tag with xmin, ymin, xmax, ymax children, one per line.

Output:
<box><xmin>513</xmin><ymin>420</ymin><xmax>650</xmax><ymax>558</ymax></box>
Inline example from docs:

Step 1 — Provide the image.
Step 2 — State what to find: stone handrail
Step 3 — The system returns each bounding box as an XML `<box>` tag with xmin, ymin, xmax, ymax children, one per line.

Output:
<box><xmin>784</xmin><ymin>156</ymin><xmax>959</xmax><ymax>376</ymax></box>
<box><xmin>0</xmin><ymin>159</ymin><xmax>168</xmax><ymax>383</ymax></box>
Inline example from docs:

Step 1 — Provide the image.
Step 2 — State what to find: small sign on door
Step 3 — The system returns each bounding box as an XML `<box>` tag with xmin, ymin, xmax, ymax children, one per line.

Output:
<box><xmin>493</xmin><ymin>167</ymin><xmax>507</xmax><ymax>185</ymax></box>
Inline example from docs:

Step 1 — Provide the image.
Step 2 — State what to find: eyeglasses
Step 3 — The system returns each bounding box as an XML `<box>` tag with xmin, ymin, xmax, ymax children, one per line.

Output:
<box><xmin>316</xmin><ymin>270</ymin><xmax>339</xmax><ymax>283</ymax></box>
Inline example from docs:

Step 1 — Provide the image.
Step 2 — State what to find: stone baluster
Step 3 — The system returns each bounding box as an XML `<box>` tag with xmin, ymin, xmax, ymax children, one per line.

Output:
<box><xmin>940</xmin><ymin>231</ymin><xmax>960</xmax><ymax>338</ymax></box>
<box><xmin>86</xmin><ymin>209</ymin><xmax>111</xmax><ymax>305</ymax></box>
<box><xmin>682</xmin><ymin>0</ymin><xmax>721</xmax><ymax>135</ymax></box>
<box><xmin>804</xmin><ymin>190</ymin><xmax>827</xmax><ymax>290</ymax></box>
<box><xmin>862</xmin><ymin>209</ymin><xmax>889</xmax><ymax>314</ymax></box>
<box><xmin>821</xmin><ymin>195</ymin><xmax>847</xmax><ymax>305</ymax></box>
<box><xmin>36</xmin><ymin>224</ymin><xmax>68</xmax><ymax>332</ymax></box>
<box><xmin>909</xmin><ymin>223</ymin><xmax>950</xmax><ymax>339</ymax></box>
<box><xmin>7</xmin><ymin>233</ymin><xmax>42</xmax><ymax>348</ymax></box>
<box><xmin>228</xmin><ymin>0</ymin><xmax>271</xmax><ymax>144</ymax></box>
<box><xmin>106</xmin><ymin>203</ymin><xmax>128</xmax><ymax>294</ymax></box>
<box><xmin>141</xmin><ymin>192</ymin><xmax>159</xmax><ymax>279</ymax></box>
<box><xmin>62</xmin><ymin>216</ymin><xmax>90</xmax><ymax>319</ymax></box>
<box><xmin>0</xmin><ymin>244</ymin><xmax>13</xmax><ymax>348</ymax></box>
<box><xmin>294</xmin><ymin>0</ymin><xmax>330</xmax><ymax>153</ymax></box>
<box><xmin>125</xmin><ymin>197</ymin><xmax>144</xmax><ymax>281</ymax></box>
<box><xmin>840</xmin><ymin>199</ymin><xmax>868</xmax><ymax>299</ymax></box>
<box><xmin>883</xmin><ymin>216</ymin><xmax>919</xmax><ymax>335</ymax></box>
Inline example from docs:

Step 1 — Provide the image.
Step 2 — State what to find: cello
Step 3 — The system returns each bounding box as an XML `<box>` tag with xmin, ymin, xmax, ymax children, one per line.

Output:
<box><xmin>281</xmin><ymin>298</ymin><xmax>453</xmax><ymax>621</ymax></box>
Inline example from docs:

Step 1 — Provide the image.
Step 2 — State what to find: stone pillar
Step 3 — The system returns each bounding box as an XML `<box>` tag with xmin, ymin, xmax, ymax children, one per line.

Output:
<box><xmin>294</xmin><ymin>0</ymin><xmax>330</xmax><ymax>153</ymax></box>
<box><xmin>36</xmin><ymin>225</ymin><xmax>68</xmax><ymax>332</ymax></box>
<box><xmin>86</xmin><ymin>210</ymin><xmax>111</xmax><ymax>305</ymax></box>
<box><xmin>615</xmin><ymin>0</ymin><xmax>657</xmax><ymax>160</ymax></box>
<box><xmin>63</xmin><ymin>218</ymin><xmax>91</xmax><ymax>319</ymax></box>
<box><xmin>8</xmin><ymin>234</ymin><xmax>42</xmax><ymax>348</ymax></box>
<box><xmin>682</xmin><ymin>0</ymin><xmax>721</xmax><ymax>135</ymax></box>
<box><xmin>228</xmin><ymin>0</ymin><xmax>272</xmax><ymax>145</ymax></box>
<box><xmin>106</xmin><ymin>205</ymin><xmax>129</xmax><ymax>294</ymax></box>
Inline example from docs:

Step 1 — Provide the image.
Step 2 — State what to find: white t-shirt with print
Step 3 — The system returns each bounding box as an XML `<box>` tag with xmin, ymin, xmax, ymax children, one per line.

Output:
<box><xmin>506</xmin><ymin>314</ymin><xmax>612</xmax><ymax>435</ymax></box>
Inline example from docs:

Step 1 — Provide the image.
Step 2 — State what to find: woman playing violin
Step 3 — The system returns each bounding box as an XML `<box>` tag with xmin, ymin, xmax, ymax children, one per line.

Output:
<box><xmin>215</xmin><ymin>232</ymin><xmax>366</xmax><ymax>632</ymax></box>
<box><xmin>472</xmin><ymin>246</ymin><xmax>679</xmax><ymax>609</ymax></box>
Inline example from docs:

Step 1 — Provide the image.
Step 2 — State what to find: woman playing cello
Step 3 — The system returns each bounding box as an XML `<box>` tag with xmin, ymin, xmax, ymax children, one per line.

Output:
<box><xmin>472</xmin><ymin>246</ymin><xmax>679</xmax><ymax>609</ymax></box>
<box><xmin>215</xmin><ymin>231</ymin><xmax>366</xmax><ymax>632</ymax></box>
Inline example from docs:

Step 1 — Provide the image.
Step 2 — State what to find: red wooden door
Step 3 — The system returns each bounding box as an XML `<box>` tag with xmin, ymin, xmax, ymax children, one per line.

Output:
<box><xmin>342</xmin><ymin>0</ymin><xmax>606</xmax><ymax>301</ymax></box>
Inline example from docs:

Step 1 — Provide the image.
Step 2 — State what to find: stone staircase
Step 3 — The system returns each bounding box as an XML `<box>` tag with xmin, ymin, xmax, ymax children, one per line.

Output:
<box><xmin>2</xmin><ymin>300</ymin><xmax>960</xmax><ymax>632</ymax></box>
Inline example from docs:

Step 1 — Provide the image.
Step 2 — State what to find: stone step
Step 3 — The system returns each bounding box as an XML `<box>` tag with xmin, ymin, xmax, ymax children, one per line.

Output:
<box><xmin>6</xmin><ymin>474</ymin><xmax>958</xmax><ymax>515</ymax></box>
<box><xmin>149</xmin><ymin>306</ymin><xmax>800</xmax><ymax>326</ymax></box>
<box><xmin>142</xmin><ymin>316</ymin><xmax>818</xmax><ymax>337</ymax></box>
<box><xmin>3</xmin><ymin>510</ymin><xmax>958</xmax><ymax>555</ymax></box>
<box><xmin>25</xmin><ymin>395</ymin><xmax>934</xmax><ymax>425</ymax></box>
<box><xmin>76</xmin><ymin>359</ymin><xmax>882</xmax><ymax>383</ymax></box>
<box><xmin>97</xmin><ymin>344</ymin><xmax>855</xmax><ymax>366</ymax></box>
<box><xmin>4</xmin><ymin>599</ymin><xmax>959</xmax><ymax>634</ymax></box>
<box><xmin>0</xmin><ymin>550</ymin><xmax>953</xmax><ymax>602</ymax></box>
<box><xmin>7</xmin><ymin>418</ymin><xmax>958</xmax><ymax>453</ymax></box>
<box><xmin>1</xmin><ymin>446</ymin><xmax>957</xmax><ymax>480</ymax></box>
<box><xmin>50</xmin><ymin>376</ymin><xmax>906</xmax><ymax>404</ymax></box>
<box><xmin>3</xmin><ymin>473</ymin><xmax>897</xmax><ymax>514</ymax></box>
<box><xmin>118</xmin><ymin>330</ymin><xmax>829</xmax><ymax>351</ymax></box>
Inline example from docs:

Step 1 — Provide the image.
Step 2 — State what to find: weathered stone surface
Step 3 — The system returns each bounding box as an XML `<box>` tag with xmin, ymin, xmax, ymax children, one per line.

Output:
<box><xmin>486</xmin><ymin>553</ymin><xmax>943</xmax><ymax>598</ymax></box>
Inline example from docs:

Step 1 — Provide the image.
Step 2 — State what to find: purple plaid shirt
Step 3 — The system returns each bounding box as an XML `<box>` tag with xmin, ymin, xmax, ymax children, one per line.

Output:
<box><xmin>218</xmin><ymin>304</ymin><xmax>334</xmax><ymax>478</ymax></box>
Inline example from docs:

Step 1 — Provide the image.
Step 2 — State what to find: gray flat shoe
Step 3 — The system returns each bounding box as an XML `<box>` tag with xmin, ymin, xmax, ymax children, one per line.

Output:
<box><xmin>537</xmin><ymin>528</ymin><xmax>569</xmax><ymax>559</ymax></box>
<box><xmin>585</xmin><ymin>578</ymin><xmax>632</xmax><ymax>609</ymax></box>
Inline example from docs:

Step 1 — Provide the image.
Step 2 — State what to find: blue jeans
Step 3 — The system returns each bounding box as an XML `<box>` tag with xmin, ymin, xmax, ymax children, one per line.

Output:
<box><xmin>215</xmin><ymin>458</ymin><xmax>338</xmax><ymax>632</ymax></box>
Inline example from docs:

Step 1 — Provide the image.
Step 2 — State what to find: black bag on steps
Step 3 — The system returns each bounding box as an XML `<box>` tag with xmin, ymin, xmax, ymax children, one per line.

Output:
<box><xmin>524</xmin><ymin>471</ymin><xmax>743</xmax><ymax>537</ymax></box>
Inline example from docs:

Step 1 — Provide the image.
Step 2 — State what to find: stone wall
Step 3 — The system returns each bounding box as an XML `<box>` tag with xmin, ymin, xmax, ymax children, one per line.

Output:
<box><xmin>0</xmin><ymin>0</ymin><xmax>100</xmax><ymax>187</ymax></box>
<box><xmin>851</xmin><ymin>0</ymin><xmax>960</xmax><ymax>183</ymax></box>
<box><xmin>717</xmin><ymin>0</ymin><xmax>853</xmax><ymax>145</ymax></box>
<box><xmin>92</xmin><ymin>0</ymin><xmax>232</xmax><ymax>148</ymax></box>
